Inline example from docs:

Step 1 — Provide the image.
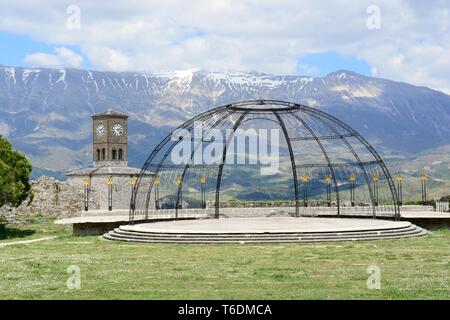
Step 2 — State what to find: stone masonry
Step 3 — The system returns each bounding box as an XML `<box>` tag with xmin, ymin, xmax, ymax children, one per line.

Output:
<box><xmin>0</xmin><ymin>176</ymin><xmax>85</xmax><ymax>223</ymax></box>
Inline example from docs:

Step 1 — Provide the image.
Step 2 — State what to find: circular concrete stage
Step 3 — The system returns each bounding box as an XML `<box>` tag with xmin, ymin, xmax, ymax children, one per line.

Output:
<box><xmin>104</xmin><ymin>217</ymin><xmax>428</xmax><ymax>243</ymax></box>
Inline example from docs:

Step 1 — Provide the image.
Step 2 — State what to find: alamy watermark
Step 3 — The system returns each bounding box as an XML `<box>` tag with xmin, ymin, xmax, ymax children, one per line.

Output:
<box><xmin>66</xmin><ymin>265</ymin><xmax>81</xmax><ymax>290</ymax></box>
<box><xmin>366</xmin><ymin>5</ymin><xmax>381</xmax><ymax>30</ymax></box>
<box><xmin>66</xmin><ymin>4</ymin><xmax>81</xmax><ymax>30</ymax></box>
<box><xmin>366</xmin><ymin>265</ymin><xmax>381</xmax><ymax>289</ymax></box>
<box><xmin>171</xmin><ymin>121</ymin><xmax>280</xmax><ymax>175</ymax></box>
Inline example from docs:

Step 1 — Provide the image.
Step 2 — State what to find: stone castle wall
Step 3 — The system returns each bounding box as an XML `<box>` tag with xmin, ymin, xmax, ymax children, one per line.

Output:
<box><xmin>0</xmin><ymin>174</ymin><xmax>143</xmax><ymax>223</ymax></box>
<box><xmin>0</xmin><ymin>176</ymin><xmax>85</xmax><ymax>223</ymax></box>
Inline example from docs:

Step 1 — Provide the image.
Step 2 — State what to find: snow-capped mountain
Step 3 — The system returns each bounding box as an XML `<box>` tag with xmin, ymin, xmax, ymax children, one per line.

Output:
<box><xmin>0</xmin><ymin>65</ymin><xmax>449</xmax><ymax>178</ymax></box>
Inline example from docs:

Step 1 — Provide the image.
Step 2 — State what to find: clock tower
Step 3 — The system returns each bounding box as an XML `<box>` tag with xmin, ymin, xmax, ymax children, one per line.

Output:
<box><xmin>66</xmin><ymin>108</ymin><xmax>152</xmax><ymax>213</ymax></box>
<box><xmin>92</xmin><ymin>109</ymin><xmax>129</xmax><ymax>167</ymax></box>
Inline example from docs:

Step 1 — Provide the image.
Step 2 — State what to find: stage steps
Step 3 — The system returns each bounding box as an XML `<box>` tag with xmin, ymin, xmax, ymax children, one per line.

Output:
<box><xmin>103</xmin><ymin>223</ymin><xmax>428</xmax><ymax>244</ymax></box>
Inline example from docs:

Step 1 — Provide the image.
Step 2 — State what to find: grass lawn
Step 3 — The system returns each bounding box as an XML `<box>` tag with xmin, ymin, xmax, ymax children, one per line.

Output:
<box><xmin>0</xmin><ymin>217</ymin><xmax>449</xmax><ymax>300</ymax></box>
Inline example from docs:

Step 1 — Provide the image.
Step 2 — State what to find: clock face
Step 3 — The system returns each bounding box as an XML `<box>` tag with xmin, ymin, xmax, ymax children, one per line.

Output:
<box><xmin>96</xmin><ymin>124</ymin><xmax>106</xmax><ymax>136</ymax></box>
<box><xmin>112</xmin><ymin>123</ymin><xmax>124</xmax><ymax>136</ymax></box>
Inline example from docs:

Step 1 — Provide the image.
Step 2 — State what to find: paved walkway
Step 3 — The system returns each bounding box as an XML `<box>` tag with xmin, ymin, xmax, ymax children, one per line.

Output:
<box><xmin>121</xmin><ymin>217</ymin><xmax>411</xmax><ymax>234</ymax></box>
<box><xmin>400</xmin><ymin>211</ymin><xmax>450</xmax><ymax>218</ymax></box>
<box><xmin>55</xmin><ymin>209</ymin><xmax>450</xmax><ymax>226</ymax></box>
<box><xmin>0</xmin><ymin>236</ymin><xmax>57</xmax><ymax>248</ymax></box>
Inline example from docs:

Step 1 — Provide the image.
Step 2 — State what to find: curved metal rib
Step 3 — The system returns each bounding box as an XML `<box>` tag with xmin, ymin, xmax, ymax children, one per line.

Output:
<box><xmin>214</xmin><ymin>112</ymin><xmax>248</xmax><ymax>218</ymax></box>
<box><xmin>300</xmin><ymin>106</ymin><xmax>399</xmax><ymax>219</ymax></box>
<box><xmin>174</xmin><ymin>110</ymin><xmax>234</xmax><ymax>218</ymax></box>
<box><xmin>304</xmin><ymin>111</ymin><xmax>376</xmax><ymax>218</ymax></box>
<box><xmin>290</xmin><ymin>112</ymin><xmax>341</xmax><ymax>216</ymax></box>
<box><xmin>273</xmin><ymin>112</ymin><xmax>300</xmax><ymax>216</ymax></box>
<box><xmin>130</xmin><ymin>106</ymin><xmax>228</xmax><ymax>223</ymax></box>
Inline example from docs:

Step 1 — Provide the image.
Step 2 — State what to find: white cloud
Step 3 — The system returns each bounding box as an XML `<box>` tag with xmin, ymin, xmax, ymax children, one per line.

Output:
<box><xmin>82</xmin><ymin>46</ymin><xmax>131</xmax><ymax>71</ymax></box>
<box><xmin>25</xmin><ymin>47</ymin><xmax>83</xmax><ymax>68</ymax></box>
<box><xmin>0</xmin><ymin>121</ymin><xmax>13</xmax><ymax>137</ymax></box>
<box><xmin>1</xmin><ymin>1</ymin><xmax>450</xmax><ymax>92</ymax></box>
<box><xmin>296</xmin><ymin>64</ymin><xmax>321</xmax><ymax>77</ymax></box>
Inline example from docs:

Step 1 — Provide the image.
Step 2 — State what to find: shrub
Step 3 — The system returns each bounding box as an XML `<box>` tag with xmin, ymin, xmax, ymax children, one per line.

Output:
<box><xmin>0</xmin><ymin>135</ymin><xmax>32</xmax><ymax>208</ymax></box>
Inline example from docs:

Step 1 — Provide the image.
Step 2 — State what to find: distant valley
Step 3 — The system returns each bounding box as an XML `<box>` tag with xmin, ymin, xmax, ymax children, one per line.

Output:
<box><xmin>0</xmin><ymin>65</ymin><xmax>449</xmax><ymax>199</ymax></box>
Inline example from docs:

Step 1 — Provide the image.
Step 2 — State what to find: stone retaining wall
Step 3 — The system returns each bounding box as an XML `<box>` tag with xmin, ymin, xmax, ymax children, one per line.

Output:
<box><xmin>0</xmin><ymin>176</ymin><xmax>85</xmax><ymax>223</ymax></box>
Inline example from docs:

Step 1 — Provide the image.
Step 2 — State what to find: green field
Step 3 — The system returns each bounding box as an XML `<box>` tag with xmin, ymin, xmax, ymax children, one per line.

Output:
<box><xmin>0</xmin><ymin>217</ymin><xmax>449</xmax><ymax>300</ymax></box>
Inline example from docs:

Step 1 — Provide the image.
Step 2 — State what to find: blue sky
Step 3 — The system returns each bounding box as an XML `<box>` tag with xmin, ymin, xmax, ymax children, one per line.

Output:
<box><xmin>0</xmin><ymin>33</ymin><xmax>89</xmax><ymax>69</ymax></box>
<box><xmin>0</xmin><ymin>31</ymin><xmax>372</xmax><ymax>77</ymax></box>
<box><xmin>0</xmin><ymin>33</ymin><xmax>51</xmax><ymax>67</ymax></box>
<box><xmin>296</xmin><ymin>52</ymin><xmax>372</xmax><ymax>76</ymax></box>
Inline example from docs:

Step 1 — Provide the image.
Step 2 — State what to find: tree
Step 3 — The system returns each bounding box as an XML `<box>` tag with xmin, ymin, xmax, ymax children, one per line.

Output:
<box><xmin>0</xmin><ymin>135</ymin><xmax>32</xmax><ymax>208</ymax></box>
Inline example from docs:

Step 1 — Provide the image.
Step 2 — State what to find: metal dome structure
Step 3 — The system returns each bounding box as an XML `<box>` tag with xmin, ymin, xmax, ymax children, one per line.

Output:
<box><xmin>130</xmin><ymin>100</ymin><xmax>400</xmax><ymax>223</ymax></box>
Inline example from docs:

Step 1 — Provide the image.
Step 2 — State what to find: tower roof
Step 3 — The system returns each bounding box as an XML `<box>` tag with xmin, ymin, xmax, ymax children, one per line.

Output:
<box><xmin>92</xmin><ymin>108</ymin><xmax>129</xmax><ymax>118</ymax></box>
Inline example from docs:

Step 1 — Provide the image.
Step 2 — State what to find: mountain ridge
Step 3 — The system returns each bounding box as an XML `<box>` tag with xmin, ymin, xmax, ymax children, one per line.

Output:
<box><xmin>1</xmin><ymin>63</ymin><xmax>447</xmax><ymax>95</ymax></box>
<box><xmin>0</xmin><ymin>64</ymin><xmax>449</xmax><ymax>179</ymax></box>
